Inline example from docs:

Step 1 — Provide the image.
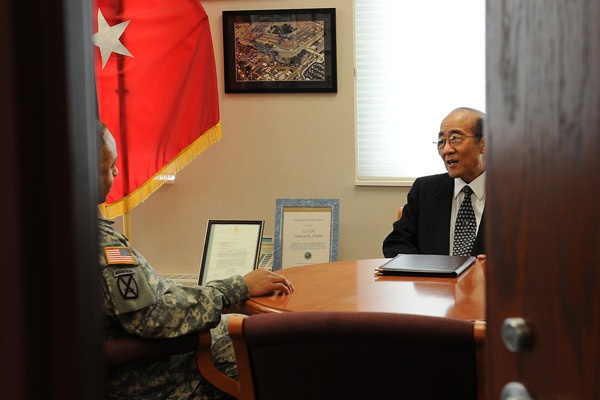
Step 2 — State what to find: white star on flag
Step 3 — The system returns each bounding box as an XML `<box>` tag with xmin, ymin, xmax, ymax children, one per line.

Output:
<box><xmin>93</xmin><ymin>9</ymin><xmax>134</xmax><ymax>69</ymax></box>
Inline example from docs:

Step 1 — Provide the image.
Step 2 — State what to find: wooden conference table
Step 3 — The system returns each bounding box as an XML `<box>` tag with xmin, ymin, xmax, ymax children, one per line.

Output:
<box><xmin>240</xmin><ymin>258</ymin><xmax>485</xmax><ymax>321</ymax></box>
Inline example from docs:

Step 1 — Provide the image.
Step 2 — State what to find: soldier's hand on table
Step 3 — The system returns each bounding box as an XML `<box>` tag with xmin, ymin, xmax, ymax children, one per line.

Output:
<box><xmin>243</xmin><ymin>268</ymin><xmax>294</xmax><ymax>296</ymax></box>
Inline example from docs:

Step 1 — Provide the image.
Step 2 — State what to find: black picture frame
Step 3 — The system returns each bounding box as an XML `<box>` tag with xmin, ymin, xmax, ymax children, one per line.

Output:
<box><xmin>198</xmin><ymin>220</ymin><xmax>264</xmax><ymax>285</ymax></box>
<box><xmin>222</xmin><ymin>8</ymin><xmax>337</xmax><ymax>93</ymax></box>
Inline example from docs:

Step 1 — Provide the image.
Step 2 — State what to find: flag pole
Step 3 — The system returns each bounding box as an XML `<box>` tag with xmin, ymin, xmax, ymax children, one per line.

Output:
<box><xmin>123</xmin><ymin>212</ymin><xmax>131</xmax><ymax>239</ymax></box>
<box><xmin>117</xmin><ymin>0</ymin><xmax>129</xmax><ymax>240</ymax></box>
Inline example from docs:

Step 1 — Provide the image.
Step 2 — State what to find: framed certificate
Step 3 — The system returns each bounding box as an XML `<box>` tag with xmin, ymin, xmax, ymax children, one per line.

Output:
<box><xmin>199</xmin><ymin>220</ymin><xmax>264</xmax><ymax>284</ymax></box>
<box><xmin>273</xmin><ymin>199</ymin><xmax>339</xmax><ymax>270</ymax></box>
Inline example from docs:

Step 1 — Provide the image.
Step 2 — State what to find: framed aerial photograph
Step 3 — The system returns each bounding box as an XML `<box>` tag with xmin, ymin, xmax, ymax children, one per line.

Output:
<box><xmin>273</xmin><ymin>199</ymin><xmax>340</xmax><ymax>270</ymax></box>
<box><xmin>222</xmin><ymin>8</ymin><xmax>337</xmax><ymax>93</ymax></box>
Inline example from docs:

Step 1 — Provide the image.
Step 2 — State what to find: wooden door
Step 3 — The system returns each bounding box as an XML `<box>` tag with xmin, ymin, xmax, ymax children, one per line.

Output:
<box><xmin>0</xmin><ymin>0</ymin><xmax>104</xmax><ymax>398</ymax></box>
<box><xmin>486</xmin><ymin>1</ymin><xmax>600</xmax><ymax>398</ymax></box>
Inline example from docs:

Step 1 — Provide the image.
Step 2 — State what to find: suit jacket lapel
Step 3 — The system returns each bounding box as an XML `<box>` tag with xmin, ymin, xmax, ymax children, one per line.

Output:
<box><xmin>426</xmin><ymin>176</ymin><xmax>453</xmax><ymax>254</ymax></box>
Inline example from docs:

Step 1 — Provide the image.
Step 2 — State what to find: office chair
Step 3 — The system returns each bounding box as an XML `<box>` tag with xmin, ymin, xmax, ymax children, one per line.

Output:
<box><xmin>197</xmin><ymin>311</ymin><xmax>485</xmax><ymax>400</ymax></box>
<box><xmin>104</xmin><ymin>333</ymin><xmax>199</xmax><ymax>369</ymax></box>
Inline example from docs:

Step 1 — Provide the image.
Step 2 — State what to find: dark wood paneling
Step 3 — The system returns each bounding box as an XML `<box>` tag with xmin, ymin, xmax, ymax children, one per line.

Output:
<box><xmin>0</xmin><ymin>0</ymin><xmax>104</xmax><ymax>398</ymax></box>
<box><xmin>486</xmin><ymin>0</ymin><xmax>600</xmax><ymax>398</ymax></box>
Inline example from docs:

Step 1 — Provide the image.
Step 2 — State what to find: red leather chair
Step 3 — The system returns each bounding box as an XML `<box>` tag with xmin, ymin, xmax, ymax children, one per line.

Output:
<box><xmin>104</xmin><ymin>333</ymin><xmax>199</xmax><ymax>369</ymax></box>
<box><xmin>197</xmin><ymin>311</ymin><xmax>485</xmax><ymax>400</ymax></box>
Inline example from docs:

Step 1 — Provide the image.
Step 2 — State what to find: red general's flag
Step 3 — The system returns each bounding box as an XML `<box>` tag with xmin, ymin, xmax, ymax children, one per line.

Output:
<box><xmin>93</xmin><ymin>0</ymin><xmax>220</xmax><ymax>218</ymax></box>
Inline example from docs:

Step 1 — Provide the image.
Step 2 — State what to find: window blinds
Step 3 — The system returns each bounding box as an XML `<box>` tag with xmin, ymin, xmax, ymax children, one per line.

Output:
<box><xmin>354</xmin><ymin>0</ymin><xmax>486</xmax><ymax>185</ymax></box>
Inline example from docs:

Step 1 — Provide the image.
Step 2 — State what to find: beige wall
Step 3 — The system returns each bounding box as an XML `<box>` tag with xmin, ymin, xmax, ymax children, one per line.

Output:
<box><xmin>122</xmin><ymin>0</ymin><xmax>411</xmax><ymax>275</ymax></box>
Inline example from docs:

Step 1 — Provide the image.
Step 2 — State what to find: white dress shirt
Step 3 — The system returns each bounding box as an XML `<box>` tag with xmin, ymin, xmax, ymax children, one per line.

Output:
<box><xmin>449</xmin><ymin>172</ymin><xmax>486</xmax><ymax>254</ymax></box>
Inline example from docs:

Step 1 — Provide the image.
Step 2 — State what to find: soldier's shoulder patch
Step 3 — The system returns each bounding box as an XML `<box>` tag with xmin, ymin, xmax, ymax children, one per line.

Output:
<box><xmin>113</xmin><ymin>269</ymin><xmax>139</xmax><ymax>300</ymax></box>
<box><xmin>104</xmin><ymin>246</ymin><xmax>135</xmax><ymax>265</ymax></box>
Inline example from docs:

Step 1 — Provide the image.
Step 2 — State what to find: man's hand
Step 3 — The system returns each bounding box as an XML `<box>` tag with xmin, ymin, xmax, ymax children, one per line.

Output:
<box><xmin>476</xmin><ymin>254</ymin><xmax>486</xmax><ymax>267</ymax></box>
<box><xmin>243</xmin><ymin>268</ymin><xmax>294</xmax><ymax>297</ymax></box>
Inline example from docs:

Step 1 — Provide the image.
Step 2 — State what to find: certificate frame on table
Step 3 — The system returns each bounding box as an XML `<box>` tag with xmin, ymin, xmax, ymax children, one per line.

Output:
<box><xmin>273</xmin><ymin>199</ymin><xmax>339</xmax><ymax>270</ymax></box>
<box><xmin>199</xmin><ymin>220</ymin><xmax>264</xmax><ymax>284</ymax></box>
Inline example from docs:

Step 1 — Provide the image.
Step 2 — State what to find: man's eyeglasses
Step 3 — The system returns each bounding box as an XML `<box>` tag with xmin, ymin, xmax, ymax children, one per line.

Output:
<box><xmin>435</xmin><ymin>135</ymin><xmax>479</xmax><ymax>150</ymax></box>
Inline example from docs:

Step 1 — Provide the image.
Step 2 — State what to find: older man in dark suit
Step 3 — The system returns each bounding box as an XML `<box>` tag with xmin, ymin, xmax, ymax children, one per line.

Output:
<box><xmin>383</xmin><ymin>107</ymin><xmax>486</xmax><ymax>257</ymax></box>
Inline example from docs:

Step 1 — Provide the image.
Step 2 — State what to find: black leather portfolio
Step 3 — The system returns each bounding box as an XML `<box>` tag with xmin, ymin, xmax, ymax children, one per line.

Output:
<box><xmin>374</xmin><ymin>254</ymin><xmax>476</xmax><ymax>278</ymax></box>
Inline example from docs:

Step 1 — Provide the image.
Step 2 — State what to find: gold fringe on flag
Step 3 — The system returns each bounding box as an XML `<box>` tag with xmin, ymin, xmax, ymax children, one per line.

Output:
<box><xmin>98</xmin><ymin>122</ymin><xmax>222</xmax><ymax>219</ymax></box>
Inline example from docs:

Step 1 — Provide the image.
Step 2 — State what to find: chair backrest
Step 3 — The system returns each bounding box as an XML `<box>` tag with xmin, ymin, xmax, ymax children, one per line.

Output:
<box><xmin>398</xmin><ymin>206</ymin><xmax>403</xmax><ymax>220</ymax></box>
<box><xmin>105</xmin><ymin>333</ymin><xmax>199</xmax><ymax>370</ymax></box>
<box><xmin>202</xmin><ymin>312</ymin><xmax>484</xmax><ymax>400</ymax></box>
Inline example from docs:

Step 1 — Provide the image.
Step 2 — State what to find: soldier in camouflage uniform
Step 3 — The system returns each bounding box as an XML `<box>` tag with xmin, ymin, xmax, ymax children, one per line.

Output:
<box><xmin>97</xmin><ymin>120</ymin><xmax>294</xmax><ymax>399</ymax></box>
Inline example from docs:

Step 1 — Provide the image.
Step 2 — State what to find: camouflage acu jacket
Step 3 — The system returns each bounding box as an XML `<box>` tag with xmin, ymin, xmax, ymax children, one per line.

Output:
<box><xmin>99</xmin><ymin>218</ymin><xmax>247</xmax><ymax>399</ymax></box>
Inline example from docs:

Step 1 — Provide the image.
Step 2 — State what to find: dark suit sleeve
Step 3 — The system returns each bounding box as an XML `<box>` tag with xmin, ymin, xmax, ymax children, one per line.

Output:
<box><xmin>382</xmin><ymin>181</ymin><xmax>422</xmax><ymax>257</ymax></box>
<box><xmin>471</xmin><ymin>212</ymin><xmax>486</xmax><ymax>256</ymax></box>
